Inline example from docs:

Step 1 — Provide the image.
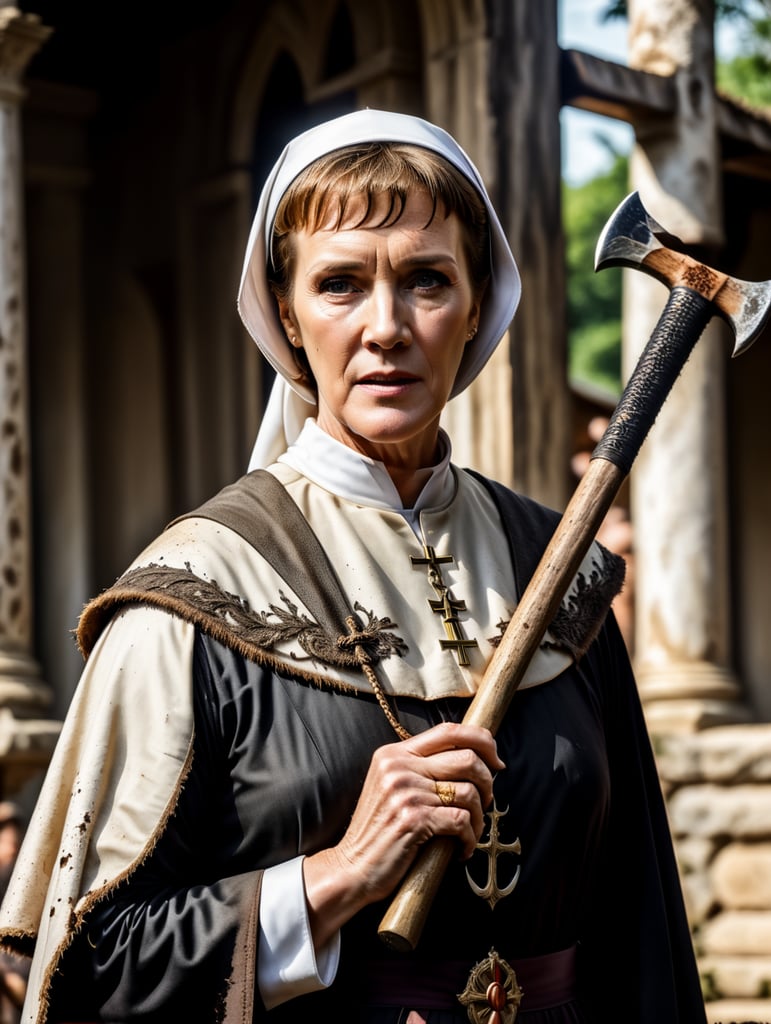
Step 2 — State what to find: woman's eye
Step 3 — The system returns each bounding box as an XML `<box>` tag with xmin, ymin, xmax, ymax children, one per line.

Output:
<box><xmin>320</xmin><ymin>277</ymin><xmax>356</xmax><ymax>295</ymax></box>
<box><xmin>410</xmin><ymin>270</ymin><xmax>449</xmax><ymax>290</ymax></box>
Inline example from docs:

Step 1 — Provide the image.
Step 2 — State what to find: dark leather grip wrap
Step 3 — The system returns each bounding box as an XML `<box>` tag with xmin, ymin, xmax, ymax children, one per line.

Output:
<box><xmin>591</xmin><ymin>286</ymin><xmax>713</xmax><ymax>473</ymax></box>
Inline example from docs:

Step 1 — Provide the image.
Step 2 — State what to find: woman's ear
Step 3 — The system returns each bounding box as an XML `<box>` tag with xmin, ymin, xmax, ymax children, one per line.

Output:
<box><xmin>465</xmin><ymin>307</ymin><xmax>481</xmax><ymax>343</ymax></box>
<box><xmin>466</xmin><ymin>282</ymin><xmax>487</xmax><ymax>343</ymax></box>
<box><xmin>275</xmin><ymin>295</ymin><xmax>301</xmax><ymax>348</ymax></box>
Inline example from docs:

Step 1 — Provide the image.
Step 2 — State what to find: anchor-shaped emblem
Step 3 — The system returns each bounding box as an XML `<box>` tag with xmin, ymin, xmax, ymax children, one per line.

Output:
<box><xmin>465</xmin><ymin>798</ymin><xmax>521</xmax><ymax>910</ymax></box>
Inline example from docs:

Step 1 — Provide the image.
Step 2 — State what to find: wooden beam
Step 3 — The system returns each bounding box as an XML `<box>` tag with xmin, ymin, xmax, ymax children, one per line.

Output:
<box><xmin>560</xmin><ymin>48</ymin><xmax>674</xmax><ymax>122</ymax></box>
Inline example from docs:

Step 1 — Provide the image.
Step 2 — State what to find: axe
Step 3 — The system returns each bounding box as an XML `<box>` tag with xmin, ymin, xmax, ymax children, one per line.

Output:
<box><xmin>378</xmin><ymin>190</ymin><xmax>771</xmax><ymax>953</ymax></box>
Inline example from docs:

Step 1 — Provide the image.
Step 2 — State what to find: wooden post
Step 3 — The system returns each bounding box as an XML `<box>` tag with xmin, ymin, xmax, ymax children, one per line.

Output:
<box><xmin>626</xmin><ymin>0</ymin><xmax>746</xmax><ymax>731</ymax></box>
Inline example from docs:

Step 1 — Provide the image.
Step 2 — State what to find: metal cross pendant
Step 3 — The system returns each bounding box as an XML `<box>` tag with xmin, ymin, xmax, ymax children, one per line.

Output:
<box><xmin>465</xmin><ymin>798</ymin><xmax>521</xmax><ymax>909</ymax></box>
<box><xmin>411</xmin><ymin>544</ymin><xmax>479</xmax><ymax>666</ymax></box>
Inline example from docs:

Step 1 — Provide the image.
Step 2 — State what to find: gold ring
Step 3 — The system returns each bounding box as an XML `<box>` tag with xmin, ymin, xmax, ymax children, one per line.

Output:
<box><xmin>435</xmin><ymin>781</ymin><xmax>456</xmax><ymax>806</ymax></box>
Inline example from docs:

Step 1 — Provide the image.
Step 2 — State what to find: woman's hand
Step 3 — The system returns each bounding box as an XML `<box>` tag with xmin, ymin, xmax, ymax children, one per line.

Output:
<box><xmin>302</xmin><ymin>721</ymin><xmax>505</xmax><ymax>948</ymax></box>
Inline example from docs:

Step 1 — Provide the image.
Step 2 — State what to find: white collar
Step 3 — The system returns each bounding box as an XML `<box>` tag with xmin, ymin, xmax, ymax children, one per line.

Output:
<box><xmin>277</xmin><ymin>419</ymin><xmax>455</xmax><ymax>529</ymax></box>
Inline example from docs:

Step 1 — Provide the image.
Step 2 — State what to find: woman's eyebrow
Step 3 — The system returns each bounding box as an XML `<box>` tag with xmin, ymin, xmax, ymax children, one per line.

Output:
<box><xmin>306</xmin><ymin>258</ymin><xmax>367</xmax><ymax>274</ymax></box>
<box><xmin>396</xmin><ymin>251</ymin><xmax>460</xmax><ymax>269</ymax></box>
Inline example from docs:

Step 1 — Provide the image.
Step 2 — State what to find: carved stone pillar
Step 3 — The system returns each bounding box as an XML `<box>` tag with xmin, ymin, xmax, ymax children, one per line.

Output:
<box><xmin>0</xmin><ymin>7</ymin><xmax>59</xmax><ymax>794</ymax></box>
<box><xmin>626</xmin><ymin>0</ymin><xmax>746</xmax><ymax>732</ymax></box>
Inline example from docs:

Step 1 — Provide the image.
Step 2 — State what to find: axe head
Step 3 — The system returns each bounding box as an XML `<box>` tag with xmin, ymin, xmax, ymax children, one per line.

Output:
<box><xmin>595</xmin><ymin>191</ymin><xmax>771</xmax><ymax>356</ymax></box>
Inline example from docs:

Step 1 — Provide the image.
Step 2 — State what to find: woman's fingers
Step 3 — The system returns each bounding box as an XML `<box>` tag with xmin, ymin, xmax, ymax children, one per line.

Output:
<box><xmin>339</xmin><ymin>723</ymin><xmax>505</xmax><ymax>887</ymax></box>
<box><xmin>427</xmin><ymin>777</ymin><xmax>487</xmax><ymax>859</ymax></box>
<box><xmin>404</xmin><ymin>721</ymin><xmax>504</xmax><ymax>767</ymax></box>
<box><xmin>385</xmin><ymin>721</ymin><xmax>504</xmax><ymax>815</ymax></box>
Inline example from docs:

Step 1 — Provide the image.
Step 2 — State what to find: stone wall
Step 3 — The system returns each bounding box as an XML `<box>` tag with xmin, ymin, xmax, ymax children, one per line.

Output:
<box><xmin>656</xmin><ymin>724</ymin><xmax>771</xmax><ymax>1023</ymax></box>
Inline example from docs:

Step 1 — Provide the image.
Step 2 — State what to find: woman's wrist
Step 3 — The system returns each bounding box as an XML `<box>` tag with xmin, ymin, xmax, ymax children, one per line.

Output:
<box><xmin>302</xmin><ymin>847</ymin><xmax>372</xmax><ymax>948</ymax></box>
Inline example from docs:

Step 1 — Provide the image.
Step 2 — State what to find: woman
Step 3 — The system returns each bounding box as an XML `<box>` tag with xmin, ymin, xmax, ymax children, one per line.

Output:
<box><xmin>0</xmin><ymin>109</ymin><xmax>705</xmax><ymax>1023</ymax></box>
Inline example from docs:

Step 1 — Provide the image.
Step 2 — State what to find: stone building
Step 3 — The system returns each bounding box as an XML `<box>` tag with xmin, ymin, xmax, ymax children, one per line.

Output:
<box><xmin>0</xmin><ymin>0</ymin><xmax>770</xmax><ymax>1019</ymax></box>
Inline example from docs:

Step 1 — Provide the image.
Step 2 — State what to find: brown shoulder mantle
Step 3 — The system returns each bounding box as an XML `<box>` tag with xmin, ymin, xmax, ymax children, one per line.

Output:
<box><xmin>76</xmin><ymin>470</ymin><xmax>625</xmax><ymax>706</ymax></box>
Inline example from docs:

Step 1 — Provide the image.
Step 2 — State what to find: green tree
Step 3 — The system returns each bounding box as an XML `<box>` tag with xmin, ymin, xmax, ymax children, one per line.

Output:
<box><xmin>717</xmin><ymin>8</ymin><xmax>771</xmax><ymax>106</ymax></box>
<box><xmin>563</xmin><ymin>145</ymin><xmax>629</xmax><ymax>396</ymax></box>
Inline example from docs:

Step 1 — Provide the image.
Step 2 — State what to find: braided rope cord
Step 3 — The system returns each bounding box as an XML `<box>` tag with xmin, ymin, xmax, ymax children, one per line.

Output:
<box><xmin>340</xmin><ymin>615</ymin><xmax>412</xmax><ymax>740</ymax></box>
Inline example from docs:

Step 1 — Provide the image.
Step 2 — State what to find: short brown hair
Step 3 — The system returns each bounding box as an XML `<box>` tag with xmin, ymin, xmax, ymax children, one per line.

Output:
<box><xmin>269</xmin><ymin>142</ymin><xmax>490</xmax><ymax>301</ymax></box>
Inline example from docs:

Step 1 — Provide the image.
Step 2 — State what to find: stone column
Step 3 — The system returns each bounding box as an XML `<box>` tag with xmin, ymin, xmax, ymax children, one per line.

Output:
<box><xmin>24</xmin><ymin>81</ymin><xmax>97</xmax><ymax>718</ymax></box>
<box><xmin>0</xmin><ymin>7</ymin><xmax>59</xmax><ymax>793</ymax></box>
<box><xmin>625</xmin><ymin>0</ymin><xmax>745</xmax><ymax>732</ymax></box>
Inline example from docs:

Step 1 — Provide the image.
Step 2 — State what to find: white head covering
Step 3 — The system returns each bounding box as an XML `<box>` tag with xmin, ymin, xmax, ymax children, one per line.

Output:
<box><xmin>237</xmin><ymin>108</ymin><xmax>521</xmax><ymax>469</ymax></box>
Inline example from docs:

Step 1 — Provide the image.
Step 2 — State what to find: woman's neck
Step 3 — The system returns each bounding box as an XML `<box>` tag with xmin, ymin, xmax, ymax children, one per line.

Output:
<box><xmin>278</xmin><ymin>419</ymin><xmax>454</xmax><ymax>515</ymax></box>
<box><xmin>385</xmin><ymin>463</ymin><xmax>436</xmax><ymax>508</ymax></box>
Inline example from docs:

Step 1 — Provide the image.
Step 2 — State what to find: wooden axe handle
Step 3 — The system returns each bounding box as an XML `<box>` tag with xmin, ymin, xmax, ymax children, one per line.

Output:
<box><xmin>377</xmin><ymin>457</ymin><xmax>623</xmax><ymax>951</ymax></box>
<box><xmin>378</xmin><ymin>285</ymin><xmax>715</xmax><ymax>952</ymax></box>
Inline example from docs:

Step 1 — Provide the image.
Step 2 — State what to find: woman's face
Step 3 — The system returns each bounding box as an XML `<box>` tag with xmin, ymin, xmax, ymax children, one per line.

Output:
<box><xmin>276</xmin><ymin>190</ymin><xmax>482</xmax><ymax>468</ymax></box>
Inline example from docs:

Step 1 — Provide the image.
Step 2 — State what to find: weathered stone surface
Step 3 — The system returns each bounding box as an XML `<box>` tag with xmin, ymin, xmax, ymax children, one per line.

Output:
<box><xmin>700</xmin><ymin>955</ymin><xmax>771</xmax><ymax>999</ymax></box>
<box><xmin>702</xmin><ymin>912</ymin><xmax>771</xmax><ymax>955</ymax></box>
<box><xmin>676</xmin><ymin>836</ymin><xmax>717</xmax><ymax>924</ymax></box>
<box><xmin>657</xmin><ymin>726</ymin><xmax>771</xmax><ymax>785</ymax></box>
<box><xmin>669</xmin><ymin>785</ymin><xmax>771</xmax><ymax>839</ymax></box>
<box><xmin>645</xmin><ymin>698</ymin><xmax>748</xmax><ymax>737</ymax></box>
<box><xmin>705</xmin><ymin>996</ymin><xmax>771</xmax><ymax>1023</ymax></box>
<box><xmin>679</xmin><ymin>835</ymin><xmax>720</xmax><ymax>873</ymax></box>
<box><xmin>684</xmin><ymin>878</ymin><xmax>713</xmax><ymax>927</ymax></box>
<box><xmin>713</xmin><ymin>844</ymin><xmax>771</xmax><ymax>909</ymax></box>
<box><xmin>683</xmin><ymin>871</ymin><xmax>717</xmax><ymax>927</ymax></box>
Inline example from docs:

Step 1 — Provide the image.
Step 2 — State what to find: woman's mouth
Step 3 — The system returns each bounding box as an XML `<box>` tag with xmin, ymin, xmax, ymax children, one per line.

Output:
<box><xmin>357</xmin><ymin>373</ymin><xmax>419</xmax><ymax>390</ymax></box>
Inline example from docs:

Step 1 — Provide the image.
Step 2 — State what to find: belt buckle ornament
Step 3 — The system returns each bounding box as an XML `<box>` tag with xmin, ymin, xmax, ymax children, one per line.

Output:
<box><xmin>458</xmin><ymin>948</ymin><xmax>523</xmax><ymax>1024</ymax></box>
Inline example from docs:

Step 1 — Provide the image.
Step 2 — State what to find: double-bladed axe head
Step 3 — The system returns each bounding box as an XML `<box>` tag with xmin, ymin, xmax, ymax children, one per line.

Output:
<box><xmin>595</xmin><ymin>191</ymin><xmax>771</xmax><ymax>356</ymax></box>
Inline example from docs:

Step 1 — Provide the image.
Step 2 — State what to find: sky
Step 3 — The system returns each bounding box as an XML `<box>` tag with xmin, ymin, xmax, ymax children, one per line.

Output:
<box><xmin>560</xmin><ymin>0</ymin><xmax>630</xmax><ymax>64</ymax></box>
<box><xmin>558</xmin><ymin>0</ymin><xmax>634</xmax><ymax>185</ymax></box>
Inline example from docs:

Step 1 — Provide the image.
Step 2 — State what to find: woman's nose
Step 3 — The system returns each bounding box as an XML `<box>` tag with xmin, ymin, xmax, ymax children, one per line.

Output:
<box><xmin>361</xmin><ymin>284</ymin><xmax>410</xmax><ymax>349</ymax></box>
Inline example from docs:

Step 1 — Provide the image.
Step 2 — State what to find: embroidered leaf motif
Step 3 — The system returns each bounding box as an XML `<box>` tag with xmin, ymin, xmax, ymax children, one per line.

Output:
<box><xmin>92</xmin><ymin>564</ymin><xmax>407</xmax><ymax>671</ymax></box>
<box><xmin>487</xmin><ymin>544</ymin><xmax>625</xmax><ymax>660</ymax></box>
<box><xmin>547</xmin><ymin>546</ymin><xmax>625</xmax><ymax>658</ymax></box>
